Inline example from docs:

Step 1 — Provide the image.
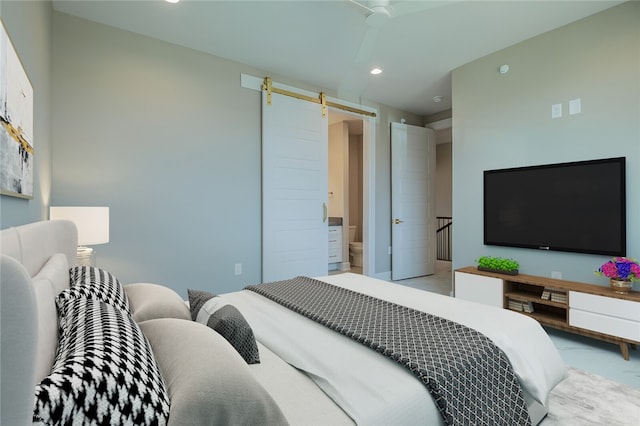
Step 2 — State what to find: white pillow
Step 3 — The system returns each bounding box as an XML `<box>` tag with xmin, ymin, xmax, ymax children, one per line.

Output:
<box><xmin>31</xmin><ymin>253</ymin><xmax>69</xmax><ymax>382</ymax></box>
<box><xmin>32</xmin><ymin>253</ymin><xmax>69</xmax><ymax>295</ymax></box>
<box><xmin>124</xmin><ymin>283</ymin><xmax>191</xmax><ymax>322</ymax></box>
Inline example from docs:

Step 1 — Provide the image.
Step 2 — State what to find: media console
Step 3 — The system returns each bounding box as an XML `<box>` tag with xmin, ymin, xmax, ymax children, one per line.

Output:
<box><xmin>454</xmin><ymin>266</ymin><xmax>640</xmax><ymax>360</ymax></box>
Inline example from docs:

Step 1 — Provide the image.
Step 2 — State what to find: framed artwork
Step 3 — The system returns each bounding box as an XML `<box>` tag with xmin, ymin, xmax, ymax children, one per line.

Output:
<box><xmin>0</xmin><ymin>19</ymin><xmax>34</xmax><ymax>199</ymax></box>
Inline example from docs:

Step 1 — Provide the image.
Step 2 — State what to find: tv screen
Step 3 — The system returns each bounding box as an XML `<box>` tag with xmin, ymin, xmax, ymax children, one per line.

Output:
<box><xmin>484</xmin><ymin>157</ymin><xmax>626</xmax><ymax>256</ymax></box>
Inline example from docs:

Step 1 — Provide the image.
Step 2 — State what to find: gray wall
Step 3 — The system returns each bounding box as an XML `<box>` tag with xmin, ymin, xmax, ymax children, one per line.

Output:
<box><xmin>452</xmin><ymin>2</ymin><xmax>639</xmax><ymax>287</ymax></box>
<box><xmin>49</xmin><ymin>12</ymin><xmax>422</xmax><ymax>296</ymax></box>
<box><xmin>435</xmin><ymin>142</ymin><xmax>452</xmax><ymax>218</ymax></box>
<box><xmin>0</xmin><ymin>1</ymin><xmax>52</xmax><ymax>227</ymax></box>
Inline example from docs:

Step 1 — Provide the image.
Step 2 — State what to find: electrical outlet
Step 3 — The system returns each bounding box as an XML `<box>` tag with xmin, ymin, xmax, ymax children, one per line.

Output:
<box><xmin>551</xmin><ymin>271</ymin><xmax>562</xmax><ymax>279</ymax></box>
<box><xmin>551</xmin><ymin>103</ymin><xmax>562</xmax><ymax>119</ymax></box>
<box><xmin>388</xmin><ymin>246</ymin><xmax>392</xmax><ymax>255</ymax></box>
<box><xmin>234</xmin><ymin>263</ymin><xmax>242</xmax><ymax>275</ymax></box>
<box><xmin>569</xmin><ymin>98</ymin><xmax>581</xmax><ymax>115</ymax></box>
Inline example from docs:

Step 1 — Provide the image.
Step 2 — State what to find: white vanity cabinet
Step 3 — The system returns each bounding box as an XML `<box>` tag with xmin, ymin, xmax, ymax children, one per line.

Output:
<box><xmin>328</xmin><ymin>225</ymin><xmax>343</xmax><ymax>264</ymax></box>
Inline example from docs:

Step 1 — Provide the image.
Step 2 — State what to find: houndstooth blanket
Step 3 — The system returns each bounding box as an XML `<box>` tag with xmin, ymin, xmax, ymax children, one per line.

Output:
<box><xmin>246</xmin><ymin>276</ymin><xmax>531</xmax><ymax>426</ymax></box>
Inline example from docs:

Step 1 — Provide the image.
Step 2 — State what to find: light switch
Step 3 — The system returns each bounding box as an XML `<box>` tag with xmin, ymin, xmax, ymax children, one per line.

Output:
<box><xmin>551</xmin><ymin>104</ymin><xmax>562</xmax><ymax>119</ymax></box>
<box><xmin>569</xmin><ymin>98</ymin><xmax>581</xmax><ymax>115</ymax></box>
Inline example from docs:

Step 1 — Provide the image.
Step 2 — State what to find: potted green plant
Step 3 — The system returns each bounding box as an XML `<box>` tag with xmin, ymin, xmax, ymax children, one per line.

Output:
<box><xmin>476</xmin><ymin>256</ymin><xmax>519</xmax><ymax>276</ymax></box>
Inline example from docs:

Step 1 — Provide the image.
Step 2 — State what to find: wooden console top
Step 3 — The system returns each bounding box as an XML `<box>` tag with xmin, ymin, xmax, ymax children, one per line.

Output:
<box><xmin>456</xmin><ymin>266</ymin><xmax>640</xmax><ymax>302</ymax></box>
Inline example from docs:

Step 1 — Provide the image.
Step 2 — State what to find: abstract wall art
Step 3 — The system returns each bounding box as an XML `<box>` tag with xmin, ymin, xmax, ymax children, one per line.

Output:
<box><xmin>0</xmin><ymin>19</ymin><xmax>34</xmax><ymax>199</ymax></box>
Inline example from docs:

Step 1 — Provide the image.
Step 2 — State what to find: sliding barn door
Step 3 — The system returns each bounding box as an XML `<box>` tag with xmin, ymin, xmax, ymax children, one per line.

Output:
<box><xmin>391</xmin><ymin>122</ymin><xmax>436</xmax><ymax>280</ymax></box>
<box><xmin>262</xmin><ymin>91</ymin><xmax>328</xmax><ymax>282</ymax></box>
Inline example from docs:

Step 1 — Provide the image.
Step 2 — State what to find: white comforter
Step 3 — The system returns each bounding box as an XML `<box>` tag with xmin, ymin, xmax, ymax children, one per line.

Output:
<box><xmin>222</xmin><ymin>273</ymin><xmax>566</xmax><ymax>425</ymax></box>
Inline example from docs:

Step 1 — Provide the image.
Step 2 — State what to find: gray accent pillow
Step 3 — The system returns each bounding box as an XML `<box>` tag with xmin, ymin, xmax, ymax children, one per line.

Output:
<box><xmin>140</xmin><ymin>319</ymin><xmax>288</xmax><ymax>426</ymax></box>
<box><xmin>188</xmin><ymin>289</ymin><xmax>260</xmax><ymax>364</ymax></box>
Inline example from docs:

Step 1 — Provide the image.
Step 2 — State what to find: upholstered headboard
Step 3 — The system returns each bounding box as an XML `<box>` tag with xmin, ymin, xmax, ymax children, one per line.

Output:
<box><xmin>1</xmin><ymin>220</ymin><xmax>77</xmax><ymax>272</ymax></box>
<box><xmin>0</xmin><ymin>220</ymin><xmax>77</xmax><ymax>425</ymax></box>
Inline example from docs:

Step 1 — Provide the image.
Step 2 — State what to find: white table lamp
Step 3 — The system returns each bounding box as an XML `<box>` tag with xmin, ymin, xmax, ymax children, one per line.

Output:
<box><xmin>49</xmin><ymin>206</ymin><xmax>109</xmax><ymax>266</ymax></box>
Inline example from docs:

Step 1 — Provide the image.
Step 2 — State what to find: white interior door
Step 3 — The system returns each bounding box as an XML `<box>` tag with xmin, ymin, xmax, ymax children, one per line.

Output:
<box><xmin>262</xmin><ymin>91</ymin><xmax>328</xmax><ymax>282</ymax></box>
<box><xmin>391</xmin><ymin>122</ymin><xmax>436</xmax><ymax>280</ymax></box>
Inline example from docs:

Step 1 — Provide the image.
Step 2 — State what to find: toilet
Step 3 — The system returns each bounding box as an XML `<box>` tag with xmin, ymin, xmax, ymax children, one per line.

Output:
<box><xmin>348</xmin><ymin>225</ymin><xmax>363</xmax><ymax>268</ymax></box>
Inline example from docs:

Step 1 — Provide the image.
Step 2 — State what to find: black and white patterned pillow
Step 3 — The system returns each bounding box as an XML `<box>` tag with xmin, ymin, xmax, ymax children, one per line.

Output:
<box><xmin>61</xmin><ymin>266</ymin><xmax>131</xmax><ymax>314</ymax></box>
<box><xmin>188</xmin><ymin>289</ymin><xmax>260</xmax><ymax>364</ymax></box>
<box><xmin>34</xmin><ymin>297</ymin><xmax>170</xmax><ymax>425</ymax></box>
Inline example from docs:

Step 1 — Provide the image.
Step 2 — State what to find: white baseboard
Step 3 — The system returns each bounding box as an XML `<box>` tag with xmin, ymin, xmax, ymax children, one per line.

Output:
<box><xmin>329</xmin><ymin>262</ymin><xmax>351</xmax><ymax>272</ymax></box>
<box><xmin>371</xmin><ymin>271</ymin><xmax>391</xmax><ymax>281</ymax></box>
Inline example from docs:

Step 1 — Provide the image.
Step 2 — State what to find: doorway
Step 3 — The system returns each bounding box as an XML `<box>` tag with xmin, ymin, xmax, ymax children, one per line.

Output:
<box><xmin>328</xmin><ymin>109</ymin><xmax>368</xmax><ymax>275</ymax></box>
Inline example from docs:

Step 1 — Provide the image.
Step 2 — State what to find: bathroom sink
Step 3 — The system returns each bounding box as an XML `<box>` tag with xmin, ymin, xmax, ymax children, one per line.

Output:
<box><xmin>328</xmin><ymin>217</ymin><xmax>342</xmax><ymax>226</ymax></box>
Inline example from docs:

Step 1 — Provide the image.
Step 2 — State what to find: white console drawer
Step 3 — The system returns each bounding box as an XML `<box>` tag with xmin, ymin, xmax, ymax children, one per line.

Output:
<box><xmin>569</xmin><ymin>309</ymin><xmax>640</xmax><ymax>341</ymax></box>
<box><xmin>454</xmin><ymin>271</ymin><xmax>503</xmax><ymax>309</ymax></box>
<box><xmin>569</xmin><ymin>291</ymin><xmax>640</xmax><ymax>322</ymax></box>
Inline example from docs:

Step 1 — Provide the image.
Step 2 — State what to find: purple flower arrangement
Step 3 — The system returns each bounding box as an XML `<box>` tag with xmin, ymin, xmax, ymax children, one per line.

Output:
<box><xmin>595</xmin><ymin>257</ymin><xmax>640</xmax><ymax>282</ymax></box>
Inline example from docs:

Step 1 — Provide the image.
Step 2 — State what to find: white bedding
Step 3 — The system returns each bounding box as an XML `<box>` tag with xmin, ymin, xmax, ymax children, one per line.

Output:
<box><xmin>223</xmin><ymin>273</ymin><xmax>566</xmax><ymax>425</ymax></box>
<box><xmin>249</xmin><ymin>341</ymin><xmax>354</xmax><ymax>426</ymax></box>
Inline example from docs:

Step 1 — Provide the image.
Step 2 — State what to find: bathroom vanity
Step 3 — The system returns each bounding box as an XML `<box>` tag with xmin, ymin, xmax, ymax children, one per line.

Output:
<box><xmin>328</xmin><ymin>217</ymin><xmax>343</xmax><ymax>269</ymax></box>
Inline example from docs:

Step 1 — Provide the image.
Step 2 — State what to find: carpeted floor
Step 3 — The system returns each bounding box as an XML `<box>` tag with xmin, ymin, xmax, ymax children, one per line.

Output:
<box><xmin>541</xmin><ymin>367</ymin><xmax>640</xmax><ymax>425</ymax></box>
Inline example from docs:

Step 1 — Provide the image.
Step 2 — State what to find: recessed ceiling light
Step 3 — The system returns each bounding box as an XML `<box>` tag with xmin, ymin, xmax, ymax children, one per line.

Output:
<box><xmin>433</xmin><ymin>96</ymin><xmax>444</xmax><ymax>103</ymax></box>
<box><xmin>166</xmin><ymin>0</ymin><xmax>180</xmax><ymax>3</ymax></box>
<box><xmin>370</xmin><ymin>68</ymin><xmax>382</xmax><ymax>75</ymax></box>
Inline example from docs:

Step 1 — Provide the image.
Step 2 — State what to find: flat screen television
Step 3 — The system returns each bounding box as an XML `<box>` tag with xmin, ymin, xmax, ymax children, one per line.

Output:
<box><xmin>484</xmin><ymin>157</ymin><xmax>626</xmax><ymax>256</ymax></box>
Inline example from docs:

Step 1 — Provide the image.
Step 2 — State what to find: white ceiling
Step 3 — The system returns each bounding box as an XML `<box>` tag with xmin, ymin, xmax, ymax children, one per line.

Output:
<box><xmin>51</xmin><ymin>0</ymin><xmax>623</xmax><ymax>117</ymax></box>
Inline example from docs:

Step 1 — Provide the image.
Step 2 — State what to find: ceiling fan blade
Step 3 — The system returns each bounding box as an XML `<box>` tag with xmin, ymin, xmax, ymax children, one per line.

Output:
<box><xmin>348</xmin><ymin>0</ymin><xmax>374</xmax><ymax>14</ymax></box>
<box><xmin>348</xmin><ymin>0</ymin><xmax>394</xmax><ymax>25</ymax></box>
<box><xmin>338</xmin><ymin>2</ymin><xmax>383</xmax><ymax>99</ymax></box>
<box><xmin>354</xmin><ymin>26</ymin><xmax>379</xmax><ymax>65</ymax></box>
<box><xmin>340</xmin><ymin>1</ymin><xmax>459</xmax><ymax>101</ymax></box>
<box><xmin>392</xmin><ymin>0</ymin><xmax>460</xmax><ymax>18</ymax></box>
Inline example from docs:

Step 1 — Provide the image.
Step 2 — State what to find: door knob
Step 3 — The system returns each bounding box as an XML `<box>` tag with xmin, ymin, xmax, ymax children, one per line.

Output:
<box><xmin>394</xmin><ymin>218</ymin><xmax>404</xmax><ymax>224</ymax></box>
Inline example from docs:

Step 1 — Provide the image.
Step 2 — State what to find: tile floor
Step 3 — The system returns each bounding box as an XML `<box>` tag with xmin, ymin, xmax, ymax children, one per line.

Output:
<box><xmin>387</xmin><ymin>261</ymin><xmax>640</xmax><ymax>389</ymax></box>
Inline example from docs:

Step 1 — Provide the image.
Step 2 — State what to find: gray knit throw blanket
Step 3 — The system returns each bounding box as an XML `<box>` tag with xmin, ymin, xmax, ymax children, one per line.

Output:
<box><xmin>246</xmin><ymin>276</ymin><xmax>531</xmax><ymax>426</ymax></box>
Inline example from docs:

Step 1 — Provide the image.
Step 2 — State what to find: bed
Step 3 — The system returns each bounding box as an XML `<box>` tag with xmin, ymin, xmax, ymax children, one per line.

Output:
<box><xmin>223</xmin><ymin>273</ymin><xmax>566</xmax><ymax>425</ymax></box>
<box><xmin>1</xmin><ymin>220</ymin><xmax>566</xmax><ymax>425</ymax></box>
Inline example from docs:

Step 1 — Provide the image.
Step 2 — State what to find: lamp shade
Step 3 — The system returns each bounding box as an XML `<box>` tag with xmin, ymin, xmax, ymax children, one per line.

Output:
<box><xmin>50</xmin><ymin>207</ymin><xmax>109</xmax><ymax>246</ymax></box>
